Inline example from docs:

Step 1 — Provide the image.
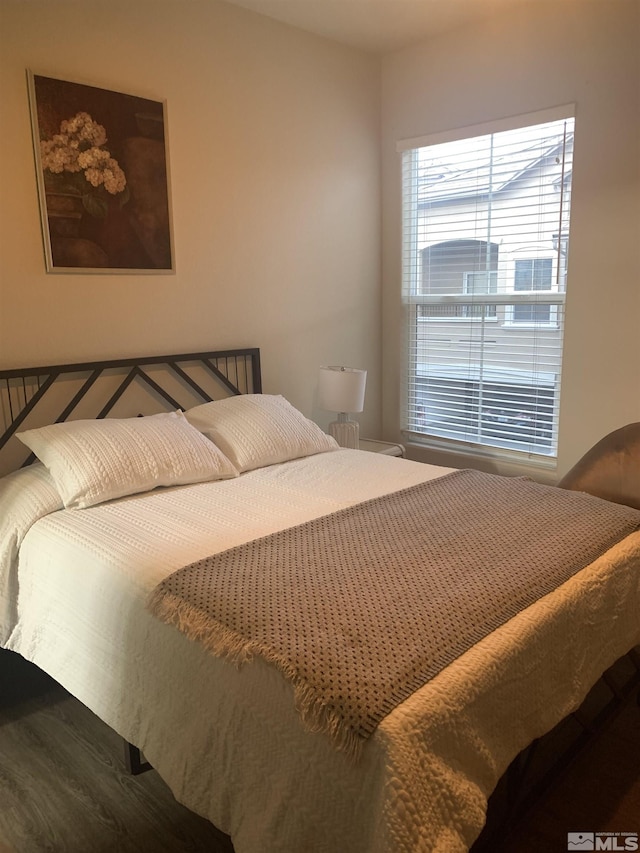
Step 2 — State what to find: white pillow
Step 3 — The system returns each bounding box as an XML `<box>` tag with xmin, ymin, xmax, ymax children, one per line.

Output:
<box><xmin>185</xmin><ymin>394</ymin><xmax>338</xmax><ymax>473</ymax></box>
<box><xmin>17</xmin><ymin>411</ymin><xmax>238</xmax><ymax>509</ymax></box>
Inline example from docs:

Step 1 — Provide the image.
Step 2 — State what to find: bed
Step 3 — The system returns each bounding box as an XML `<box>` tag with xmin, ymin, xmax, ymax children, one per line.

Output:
<box><xmin>1</xmin><ymin>348</ymin><xmax>639</xmax><ymax>853</ymax></box>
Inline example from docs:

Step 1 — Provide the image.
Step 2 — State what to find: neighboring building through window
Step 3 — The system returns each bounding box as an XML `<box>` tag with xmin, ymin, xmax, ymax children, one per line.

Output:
<box><xmin>399</xmin><ymin>107</ymin><xmax>574</xmax><ymax>461</ymax></box>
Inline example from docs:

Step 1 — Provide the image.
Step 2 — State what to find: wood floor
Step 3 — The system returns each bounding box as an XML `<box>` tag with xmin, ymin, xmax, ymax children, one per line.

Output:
<box><xmin>0</xmin><ymin>650</ymin><xmax>233</xmax><ymax>853</ymax></box>
<box><xmin>1</xmin><ymin>648</ymin><xmax>639</xmax><ymax>852</ymax></box>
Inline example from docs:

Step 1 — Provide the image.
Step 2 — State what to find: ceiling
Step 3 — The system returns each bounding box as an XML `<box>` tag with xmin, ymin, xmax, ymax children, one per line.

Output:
<box><xmin>220</xmin><ymin>0</ymin><xmax>522</xmax><ymax>54</ymax></box>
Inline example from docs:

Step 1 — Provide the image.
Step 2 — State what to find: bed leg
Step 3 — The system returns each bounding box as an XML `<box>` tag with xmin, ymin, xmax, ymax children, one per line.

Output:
<box><xmin>506</xmin><ymin>738</ymin><xmax>539</xmax><ymax>817</ymax></box>
<box><xmin>123</xmin><ymin>740</ymin><xmax>152</xmax><ymax>775</ymax></box>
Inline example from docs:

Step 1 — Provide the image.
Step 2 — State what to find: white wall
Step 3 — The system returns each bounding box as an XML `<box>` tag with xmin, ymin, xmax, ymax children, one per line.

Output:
<box><xmin>381</xmin><ymin>0</ymin><xmax>640</xmax><ymax>479</ymax></box>
<box><xmin>0</xmin><ymin>0</ymin><xmax>381</xmax><ymax>434</ymax></box>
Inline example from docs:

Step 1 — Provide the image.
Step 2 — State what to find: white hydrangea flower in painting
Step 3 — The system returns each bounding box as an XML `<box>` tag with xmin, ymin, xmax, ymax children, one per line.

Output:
<box><xmin>39</xmin><ymin>111</ymin><xmax>128</xmax><ymax>215</ymax></box>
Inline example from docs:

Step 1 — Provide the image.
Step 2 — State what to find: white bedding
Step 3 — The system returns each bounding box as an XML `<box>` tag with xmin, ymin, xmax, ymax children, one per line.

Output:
<box><xmin>3</xmin><ymin>449</ymin><xmax>640</xmax><ymax>852</ymax></box>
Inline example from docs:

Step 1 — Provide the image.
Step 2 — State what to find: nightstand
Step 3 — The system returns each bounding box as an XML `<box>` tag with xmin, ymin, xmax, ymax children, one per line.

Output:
<box><xmin>359</xmin><ymin>439</ymin><xmax>406</xmax><ymax>458</ymax></box>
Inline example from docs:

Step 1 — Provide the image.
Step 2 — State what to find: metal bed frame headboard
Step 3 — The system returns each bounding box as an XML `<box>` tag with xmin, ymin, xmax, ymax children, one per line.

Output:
<box><xmin>0</xmin><ymin>348</ymin><xmax>262</xmax><ymax>476</ymax></box>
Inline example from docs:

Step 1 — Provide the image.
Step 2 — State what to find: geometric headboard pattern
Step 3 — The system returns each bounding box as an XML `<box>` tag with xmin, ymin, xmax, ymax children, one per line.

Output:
<box><xmin>0</xmin><ymin>347</ymin><xmax>261</xmax><ymax>476</ymax></box>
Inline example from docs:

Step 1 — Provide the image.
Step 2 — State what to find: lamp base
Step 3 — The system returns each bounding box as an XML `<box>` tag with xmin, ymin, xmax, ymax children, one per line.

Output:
<box><xmin>328</xmin><ymin>417</ymin><xmax>360</xmax><ymax>449</ymax></box>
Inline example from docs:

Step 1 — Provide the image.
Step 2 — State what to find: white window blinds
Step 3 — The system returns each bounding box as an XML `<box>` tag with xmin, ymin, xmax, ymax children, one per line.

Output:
<box><xmin>399</xmin><ymin>108</ymin><xmax>575</xmax><ymax>462</ymax></box>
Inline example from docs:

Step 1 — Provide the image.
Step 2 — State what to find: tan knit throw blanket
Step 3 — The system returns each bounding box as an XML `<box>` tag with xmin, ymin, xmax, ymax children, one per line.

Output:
<box><xmin>148</xmin><ymin>469</ymin><xmax>640</xmax><ymax>758</ymax></box>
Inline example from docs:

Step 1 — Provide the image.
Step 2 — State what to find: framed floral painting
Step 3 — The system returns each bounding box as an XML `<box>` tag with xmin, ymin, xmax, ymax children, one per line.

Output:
<box><xmin>27</xmin><ymin>72</ymin><xmax>174</xmax><ymax>273</ymax></box>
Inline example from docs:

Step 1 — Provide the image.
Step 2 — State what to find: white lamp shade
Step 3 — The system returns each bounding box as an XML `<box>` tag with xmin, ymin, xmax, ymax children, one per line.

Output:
<box><xmin>318</xmin><ymin>366</ymin><xmax>367</xmax><ymax>414</ymax></box>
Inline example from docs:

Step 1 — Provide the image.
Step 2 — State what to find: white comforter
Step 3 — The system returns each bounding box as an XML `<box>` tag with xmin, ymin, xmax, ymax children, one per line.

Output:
<box><xmin>2</xmin><ymin>450</ymin><xmax>639</xmax><ymax>852</ymax></box>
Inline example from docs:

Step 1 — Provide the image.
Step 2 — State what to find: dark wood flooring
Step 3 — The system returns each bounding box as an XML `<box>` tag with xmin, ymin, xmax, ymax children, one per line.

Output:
<box><xmin>1</xmin><ymin>648</ymin><xmax>639</xmax><ymax>852</ymax></box>
<box><xmin>0</xmin><ymin>649</ymin><xmax>233</xmax><ymax>853</ymax></box>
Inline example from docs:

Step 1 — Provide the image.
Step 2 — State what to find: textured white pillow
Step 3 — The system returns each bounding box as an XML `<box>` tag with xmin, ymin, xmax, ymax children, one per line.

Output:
<box><xmin>17</xmin><ymin>411</ymin><xmax>238</xmax><ymax>509</ymax></box>
<box><xmin>185</xmin><ymin>394</ymin><xmax>338</xmax><ymax>473</ymax></box>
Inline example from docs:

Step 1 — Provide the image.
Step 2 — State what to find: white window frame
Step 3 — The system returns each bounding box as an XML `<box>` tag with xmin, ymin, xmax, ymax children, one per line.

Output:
<box><xmin>397</xmin><ymin>105</ymin><xmax>575</xmax><ymax>467</ymax></box>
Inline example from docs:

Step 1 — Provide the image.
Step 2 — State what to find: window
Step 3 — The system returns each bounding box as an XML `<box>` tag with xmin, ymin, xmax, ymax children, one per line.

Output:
<box><xmin>399</xmin><ymin>107</ymin><xmax>574</xmax><ymax>461</ymax></box>
<box><xmin>463</xmin><ymin>271</ymin><xmax>497</xmax><ymax>318</ymax></box>
<box><xmin>511</xmin><ymin>257</ymin><xmax>554</xmax><ymax>324</ymax></box>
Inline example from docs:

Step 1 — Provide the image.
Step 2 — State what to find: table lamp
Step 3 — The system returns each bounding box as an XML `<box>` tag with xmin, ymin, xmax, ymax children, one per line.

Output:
<box><xmin>318</xmin><ymin>365</ymin><xmax>367</xmax><ymax>449</ymax></box>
